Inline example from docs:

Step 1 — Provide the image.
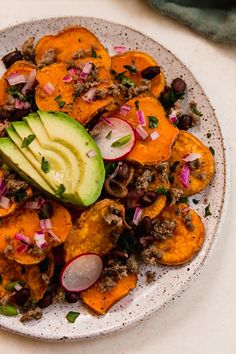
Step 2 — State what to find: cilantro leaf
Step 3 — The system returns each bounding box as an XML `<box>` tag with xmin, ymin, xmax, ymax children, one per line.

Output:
<box><xmin>21</xmin><ymin>134</ymin><xmax>36</xmax><ymax>148</ymax></box>
<box><xmin>116</xmin><ymin>72</ymin><xmax>135</xmax><ymax>87</ymax></box>
<box><xmin>54</xmin><ymin>95</ymin><xmax>65</xmax><ymax>108</ymax></box>
<box><xmin>123</xmin><ymin>64</ymin><xmax>137</xmax><ymax>74</ymax></box>
<box><xmin>191</xmin><ymin>105</ymin><xmax>203</xmax><ymax>116</ymax></box>
<box><xmin>148</xmin><ymin>116</ymin><xmax>158</xmax><ymax>128</ymax></box>
<box><xmin>156</xmin><ymin>186</ymin><xmax>168</xmax><ymax>195</ymax></box>
<box><xmin>91</xmin><ymin>46</ymin><xmax>97</xmax><ymax>58</ymax></box>
<box><xmin>55</xmin><ymin>184</ymin><xmax>65</xmax><ymax>196</ymax></box>
<box><xmin>66</xmin><ymin>311</ymin><xmax>80</xmax><ymax>323</ymax></box>
<box><xmin>205</xmin><ymin>204</ymin><xmax>212</xmax><ymax>217</ymax></box>
<box><xmin>134</xmin><ymin>100</ymin><xmax>139</xmax><ymax>110</ymax></box>
<box><xmin>209</xmin><ymin>146</ymin><xmax>215</xmax><ymax>156</ymax></box>
<box><xmin>41</xmin><ymin>157</ymin><xmax>50</xmax><ymax>173</ymax></box>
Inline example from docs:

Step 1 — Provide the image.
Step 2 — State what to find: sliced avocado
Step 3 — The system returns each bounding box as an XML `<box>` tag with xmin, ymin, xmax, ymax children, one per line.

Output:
<box><xmin>24</xmin><ymin>113</ymin><xmax>80</xmax><ymax>191</ymax></box>
<box><xmin>0</xmin><ymin>137</ymin><xmax>54</xmax><ymax>194</ymax></box>
<box><xmin>38</xmin><ymin>111</ymin><xmax>105</xmax><ymax>206</ymax></box>
<box><xmin>1</xmin><ymin>111</ymin><xmax>105</xmax><ymax>207</ymax></box>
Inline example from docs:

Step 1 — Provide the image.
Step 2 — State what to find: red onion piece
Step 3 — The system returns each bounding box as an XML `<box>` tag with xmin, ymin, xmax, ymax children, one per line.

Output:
<box><xmin>39</xmin><ymin>219</ymin><xmax>46</xmax><ymax>230</ymax></box>
<box><xmin>102</xmin><ymin>116</ymin><xmax>113</xmax><ymax>127</ymax></box>
<box><xmin>15</xmin><ymin>98</ymin><xmax>31</xmax><ymax>110</ymax></box>
<box><xmin>180</xmin><ymin>163</ymin><xmax>190</xmax><ymax>188</ymax></box>
<box><xmin>16</xmin><ymin>243</ymin><xmax>28</xmax><ymax>254</ymax></box>
<box><xmin>113</xmin><ymin>45</ymin><xmax>127</xmax><ymax>54</ymax></box>
<box><xmin>133</xmin><ymin>207</ymin><xmax>142</xmax><ymax>225</ymax></box>
<box><xmin>24</xmin><ymin>197</ymin><xmax>45</xmax><ymax>210</ymax></box>
<box><xmin>80</xmin><ymin>62</ymin><xmax>93</xmax><ymax>80</ymax></box>
<box><xmin>86</xmin><ymin>150</ymin><xmax>97</xmax><ymax>158</ymax></box>
<box><xmin>14</xmin><ymin>283</ymin><xmax>23</xmax><ymax>291</ymax></box>
<box><xmin>150</xmin><ymin>131</ymin><xmax>160</xmax><ymax>141</ymax></box>
<box><xmin>62</xmin><ymin>75</ymin><xmax>73</xmax><ymax>83</ymax></box>
<box><xmin>34</xmin><ymin>231</ymin><xmax>47</xmax><ymax>249</ymax></box>
<box><xmin>43</xmin><ymin>82</ymin><xmax>55</xmax><ymax>95</ymax></box>
<box><xmin>21</xmin><ymin>69</ymin><xmax>36</xmax><ymax>95</ymax></box>
<box><xmin>135</xmin><ymin>125</ymin><xmax>148</xmax><ymax>140</ymax></box>
<box><xmin>137</xmin><ymin>110</ymin><xmax>146</xmax><ymax>126</ymax></box>
<box><xmin>48</xmin><ymin>229</ymin><xmax>61</xmax><ymax>242</ymax></box>
<box><xmin>116</xmin><ymin>104</ymin><xmax>131</xmax><ymax>117</ymax></box>
<box><xmin>82</xmin><ymin>87</ymin><xmax>97</xmax><ymax>103</ymax></box>
<box><xmin>14</xmin><ymin>233</ymin><xmax>31</xmax><ymax>245</ymax></box>
<box><xmin>44</xmin><ymin>218</ymin><xmax>52</xmax><ymax>230</ymax></box>
<box><xmin>183</xmin><ymin>153</ymin><xmax>202</xmax><ymax>162</ymax></box>
<box><xmin>6</xmin><ymin>72</ymin><xmax>26</xmax><ymax>86</ymax></box>
<box><xmin>169</xmin><ymin>116</ymin><xmax>178</xmax><ymax>124</ymax></box>
<box><xmin>0</xmin><ymin>179</ymin><xmax>7</xmax><ymax>197</ymax></box>
<box><xmin>0</xmin><ymin>196</ymin><xmax>10</xmax><ymax>209</ymax></box>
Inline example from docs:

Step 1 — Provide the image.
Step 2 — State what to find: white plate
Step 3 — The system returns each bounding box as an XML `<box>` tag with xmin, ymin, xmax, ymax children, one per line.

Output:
<box><xmin>0</xmin><ymin>16</ymin><xmax>229</xmax><ymax>341</ymax></box>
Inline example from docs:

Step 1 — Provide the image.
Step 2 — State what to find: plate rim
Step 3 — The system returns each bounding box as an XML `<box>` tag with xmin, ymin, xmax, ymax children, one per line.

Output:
<box><xmin>0</xmin><ymin>15</ymin><xmax>230</xmax><ymax>342</ymax></box>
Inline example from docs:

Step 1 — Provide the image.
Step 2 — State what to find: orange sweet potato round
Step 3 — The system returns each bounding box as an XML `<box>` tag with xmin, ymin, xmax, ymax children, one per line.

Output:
<box><xmin>123</xmin><ymin>96</ymin><xmax>179</xmax><ymax>165</ymax></box>
<box><xmin>169</xmin><ymin>131</ymin><xmax>215</xmax><ymax>196</ymax></box>
<box><xmin>153</xmin><ymin>204</ymin><xmax>204</xmax><ymax>265</ymax></box>
<box><xmin>35</xmin><ymin>58</ymin><xmax>113</xmax><ymax>125</ymax></box>
<box><xmin>111</xmin><ymin>51</ymin><xmax>165</xmax><ymax>99</ymax></box>
<box><xmin>0</xmin><ymin>201</ymin><xmax>72</xmax><ymax>265</ymax></box>
<box><xmin>0</xmin><ymin>60</ymin><xmax>35</xmax><ymax>109</ymax></box>
<box><xmin>64</xmin><ymin>198</ymin><xmax>129</xmax><ymax>262</ymax></box>
<box><xmin>80</xmin><ymin>273</ymin><xmax>137</xmax><ymax>315</ymax></box>
<box><xmin>35</xmin><ymin>27</ymin><xmax>111</xmax><ymax>70</ymax></box>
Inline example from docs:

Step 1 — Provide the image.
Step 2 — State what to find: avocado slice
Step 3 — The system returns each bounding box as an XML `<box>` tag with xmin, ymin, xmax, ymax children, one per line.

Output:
<box><xmin>0</xmin><ymin>111</ymin><xmax>105</xmax><ymax>207</ymax></box>
<box><xmin>0</xmin><ymin>137</ymin><xmax>54</xmax><ymax>194</ymax></box>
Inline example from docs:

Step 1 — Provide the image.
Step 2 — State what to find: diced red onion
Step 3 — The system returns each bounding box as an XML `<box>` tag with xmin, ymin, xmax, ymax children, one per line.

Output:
<box><xmin>34</xmin><ymin>231</ymin><xmax>47</xmax><ymax>249</ymax></box>
<box><xmin>43</xmin><ymin>82</ymin><xmax>55</xmax><ymax>95</ymax></box>
<box><xmin>82</xmin><ymin>87</ymin><xmax>97</xmax><ymax>103</ymax></box>
<box><xmin>0</xmin><ymin>179</ymin><xmax>7</xmax><ymax>197</ymax></box>
<box><xmin>39</xmin><ymin>219</ymin><xmax>46</xmax><ymax>230</ymax></box>
<box><xmin>181</xmin><ymin>207</ymin><xmax>191</xmax><ymax>214</ymax></box>
<box><xmin>102</xmin><ymin>116</ymin><xmax>113</xmax><ymax>127</ymax></box>
<box><xmin>150</xmin><ymin>131</ymin><xmax>160</xmax><ymax>141</ymax></box>
<box><xmin>113</xmin><ymin>45</ymin><xmax>127</xmax><ymax>54</ymax></box>
<box><xmin>169</xmin><ymin>116</ymin><xmax>178</xmax><ymax>124</ymax></box>
<box><xmin>15</xmin><ymin>98</ymin><xmax>31</xmax><ymax>110</ymax></box>
<box><xmin>183</xmin><ymin>153</ymin><xmax>202</xmax><ymax>162</ymax></box>
<box><xmin>14</xmin><ymin>233</ymin><xmax>31</xmax><ymax>245</ymax></box>
<box><xmin>137</xmin><ymin>110</ymin><xmax>146</xmax><ymax>126</ymax></box>
<box><xmin>62</xmin><ymin>75</ymin><xmax>73</xmax><ymax>83</ymax></box>
<box><xmin>116</xmin><ymin>104</ymin><xmax>131</xmax><ymax>117</ymax></box>
<box><xmin>21</xmin><ymin>69</ymin><xmax>36</xmax><ymax>95</ymax></box>
<box><xmin>0</xmin><ymin>196</ymin><xmax>10</xmax><ymax>209</ymax></box>
<box><xmin>48</xmin><ymin>229</ymin><xmax>61</xmax><ymax>242</ymax></box>
<box><xmin>86</xmin><ymin>150</ymin><xmax>97</xmax><ymax>158</ymax></box>
<box><xmin>24</xmin><ymin>197</ymin><xmax>45</xmax><ymax>210</ymax></box>
<box><xmin>135</xmin><ymin>125</ymin><xmax>148</xmax><ymax>140</ymax></box>
<box><xmin>14</xmin><ymin>283</ymin><xmax>23</xmax><ymax>291</ymax></box>
<box><xmin>44</xmin><ymin>218</ymin><xmax>52</xmax><ymax>229</ymax></box>
<box><xmin>16</xmin><ymin>243</ymin><xmax>28</xmax><ymax>254</ymax></box>
<box><xmin>180</xmin><ymin>163</ymin><xmax>190</xmax><ymax>188</ymax></box>
<box><xmin>6</xmin><ymin>72</ymin><xmax>26</xmax><ymax>86</ymax></box>
<box><xmin>80</xmin><ymin>62</ymin><xmax>93</xmax><ymax>80</ymax></box>
<box><xmin>133</xmin><ymin>207</ymin><xmax>142</xmax><ymax>225</ymax></box>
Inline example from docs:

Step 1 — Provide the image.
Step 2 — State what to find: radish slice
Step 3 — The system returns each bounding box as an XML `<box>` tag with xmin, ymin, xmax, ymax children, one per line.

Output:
<box><xmin>60</xmin><ymin>253</ymin><xmax>103</xmax><ymax>292</ymax></box>
<box><xmin>91</xmin><ymin>117</ymin><xmax>135</xmax><ymax>160</ymax></box>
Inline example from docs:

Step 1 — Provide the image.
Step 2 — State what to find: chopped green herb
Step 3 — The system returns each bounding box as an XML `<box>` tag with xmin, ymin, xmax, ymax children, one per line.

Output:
<box><xmin>205</xmin><ymin>204</ymin><xmax>212</xmax><ymax>217</ymax></box>
<box><xmin>21</xmin><ymin>134</ymin><xmax>36</xmax><ymax>148</ymax></box>
<box><xmin>156</xmin><ymin>186</ymin><xmax>168</xmax><ymax>195</ymax></box>
<box><xmin>41</xmin><ymin>157</ymin><xmax>50</xmax><ymax>173</ymax></box>
<box><xmin>55</xmin><ymin>184</ymin><xmax>66</xmax><ymax>196</ymax></box>
<box><xmin>209</xmin><ymin>146</ymin><xmax>215</xmax><ymax>156</ymax></box>
<box><xmin>105</xmin><ymin>162</ymin><xmax>116</xmax><ymax>177</ymax></box>
<box><xmin>207</xmin><ymin>132</ymin><xmax>212</xmax><ymax>138</ymax></box>
<box><xmin>111</xmin><ymin>69</ymin><xmax>117</xmax><ymax>75</ymax></box>
<box><xmin>192</xmin><ymin>198</ymin><xmax>199</xmax><ymax>204</ymax></box>
<box><xmin>14</xmin><ymin>188</ymin><xmax>27</xmax><ymax>202</ymax></box>
<box><xmin>91</xmin><ymin>46</ymin><xmax>97</xmax><ymax>58</ymax></box>
<box><xmin>5</xmin><ymin>281</ymin><xmax>19</xmax><ymax>292</ymax></box>
<box><xmin>116</xmin><ymin>72</ymin><xmax>135</xmax><ymax>87</ymax></box>
<box><xmin>179</xmin><ymin>196</ymin><xmax>189</xmax><ymax>204</ymax></box>
<box><xmin>170</xmin><ymin>161</ymin><xmax>180</xmax><ymax>172</ymax></box>
<box><xmin>6</xmin><ymin>85</ymin><xmax>28</xmax><ymax>102</ymax></box>
<box><xmin>54</xmin><ymin>95</ymin><xmax>65</xmax><ymax>108</ymax></box>
<box><xmin>66</xmin><ymin>311</ymin><xmax>80</xmax><ymax>323</ymax></box>
<box><xmin>123</xmin><ymin>64</ymin><xmax>137</xmax><ymax>74</ymax></box>
<box><xmin>134</xmin><ymin>100</ymin><xmax>139</xmax><ymax>110</ymax></box>
<box><xmin>111</xmin><ymin>134</ymin><xmax>131</xmax><ymax>148</ymax></box>
<box><xmin>148</xmin><ymin>116</ymin><xmax>159</xmax><ymax>128</ymax></box>
<box><xmin>105</xmin><ymin>130</ymin><xmax>112</xmax><ymax>139</ymax></box>
<box><xmin>191</xmin><ymin>105</ymin><xmax>203</xmax><ymax>117</ymax></box>
<box><xmin>0</xmin><ymin>304</ymin><xmax>18</xmax><ymax>317</ymax></box>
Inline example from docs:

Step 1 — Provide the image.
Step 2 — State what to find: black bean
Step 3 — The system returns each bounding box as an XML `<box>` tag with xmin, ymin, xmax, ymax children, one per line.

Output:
<box><xmin>177</xmin><ymin>114</ymin><xmax>193</xmax><ymax>130</ymax></box>
<box><xmin>38</xmin><ymin>201</ymin><xmax>53</xmax><ymax>219</ymax></box>
<box><xmin>171</xmin><ymin>78</ymin><xmax>186</xmax><ymax>93</ymax></box>
<box><xmin>140</xmin><ymin>191</ymin><xmax>157</xmax><ymax>207</ymax></box>
<box><xmin>65</xmin><ymin>292</ymin><xmax>80</xmax><ymax>303</ymax></box>
<box><xmin>2</xmin><ymin>50</ymin><xmax>22</xmax><ymax>68</ymax></box>
<box><xmin>141</xmin><ymin>66</ymin><xmax>160</xmax><ymax>80</ymax></box>
<box><xmin>112</xmin><ymin>248</ymin><xmax>128</xmax><ymax>259</ymax></box>
<box><xmin>139</xmin><ymin>235</ymin><xmax>154</xmax><ymax>248</ymax></box>
<box><xmin>126</xmin><ymin>189</ymin><xmax>143</xmax><ymax>208</ymax></box>
<box><xmin>141</xmin><ymin>216</ymin><xmax>152</xmax><ymax>234</ymax></box>
<box><xmin>14</xmin><ymin>288</ymin><xmax>30</xmax><ymax>306</ymax></box>
<box><xmin>116</xmin><ymin>162</ymin><xmax>129</xmax><ymax>180</ymax></box>
<box><xmin>47</xmin><ymin>283</ymin><xmax>57</xmax><ymax>293</ymax></box>
<box><xmin>37</xmin><ymin>292</ymin><xmax>53</xmax><ymax>309</ymax></box>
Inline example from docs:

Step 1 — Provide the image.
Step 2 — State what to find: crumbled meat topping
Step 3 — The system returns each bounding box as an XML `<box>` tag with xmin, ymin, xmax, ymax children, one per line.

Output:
<box><xmin>20</xmin><ymin>306</ymin><xmax>42</xmax><ymax>322</ymax></box>
<box><xmin>41</xmin><ymin>273</ymin><xmax>50</xmax><ymax>285</ymax></box>
<box><xmin>146</xmin><ymin>271</ymin><xmax>156</xmax><ymax>283</ymax></box>
<box><xmin>189</xmin><ymin>159</ymin><xmax>201</xmax><ymax>170</ymax></box>
<box><xmin>5</xmin><ymin>173</ymin><xmax>28</xmax><ymax>193</ymax></box>
<box><xmin>151</xmin><ymin>219</ymin><xmax>176</xmax><ymax>240</ymax></box>
<box><xmin>73</xmin><ymin>80</ymin><xmax>99</xmax><ymax>98</ymax></box>
<box><xmin>182</xmin><ymin>211</ymin><xmax>195</xmax><ymax>231</ymax></box>
<box><xmin>103</xmin><ymin>214</ymin><xmax>123</xmax><ymax>227</ymax></box>
<box><xmin>155</xmin><ymin>162</ymin><xmax>170</xmax><ymax>183</ymax></box>
<box><xmin>52</xmin><ymin>288</ymin><xmax>65</xmax><ymax>303</ymax></box>
<box><xmin>192</xmin><ymin>171</ymin><xmax>207</xmax><ymax>181</ymax></box>
<box><xmin>37</xmin><ymin>48</ymin><xmax>56</xmax><ymax>69</ymax></box>
<box><xmin>0</xmin><ymin>120</ymin><xmax>10</xmax><ymax>137</ymax></box>
<box><xmin>170</xmin><ymin>187</ymin><xmax>184</xmax><ymax>205</ymax></box>
<box><xmin>100</xmin><ymin>263</ymin><xmax>128</xmax><ymax>292</ymax></box>
<box><xmin>141</xmin><ymin>245</ymin><xmax>162</xmax><ymax>265</ymax></box>
<box><xmin>135</xmin><ymin>169</ymin><xmax>153</xmax><ymax>189</ymax></box>
<box><xmin>126</xmin><ymin>255</ymin><xmax>139</xmax><ymax>274</ymax></box>
<box><xmin>21</xmin><ymin>37</ymin><xmax>35</xmax><ymax>61</ymax></box>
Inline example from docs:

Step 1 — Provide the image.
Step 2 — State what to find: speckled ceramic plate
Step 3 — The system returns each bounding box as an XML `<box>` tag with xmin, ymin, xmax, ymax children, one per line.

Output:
<box><xmin>0</xmin><ymin>17</ymin><xmax>229</xmax><ymax>341</ymax></box>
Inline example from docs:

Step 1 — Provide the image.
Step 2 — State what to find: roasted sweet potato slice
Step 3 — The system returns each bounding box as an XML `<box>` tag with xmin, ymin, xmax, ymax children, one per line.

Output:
<box><xmin>153</xmin><ymin>204</ymin><xmax>204</xmax><ymax>265</ymax></box>
<box><xmin>111</xmin><ymin>50</ymin><xmax>165</xmax><ymax>99</ymax></box>
<box><xmin>0</xmin><ymin>201</ymin><xmax>71</xmax><ymax>264</ymax></box>
<box><xmin>64</xmin><ymin>199</ymin><xmax>129</xmax><ymax>262</ymax></box>
<box><xmin>35</xmin><ymin>27</ymin><xmax>111</xmax><ymax>69</ymax></box>
<box><xmin>80</xmin><ymin>273</ymin><xmax>137</xmax><ymax>314</ymax></box>
<box><xmin>169</xmin><ymin>131</ymin><xmax>215</xmax><ymax>196</ymax></box>
<box><xmin>0</xmin><ymin>60</ymin><xmax>35</xmax><ymax>108</ymax></box>
<box><xmin>35</xmin><ymin>58</ymin><xmax>113</xmax><ymax>125</ymax></box>
<box><xmin>123</xmin><ymin>96</ymin><xmax>179</xmax><ymax>164</ymax></box>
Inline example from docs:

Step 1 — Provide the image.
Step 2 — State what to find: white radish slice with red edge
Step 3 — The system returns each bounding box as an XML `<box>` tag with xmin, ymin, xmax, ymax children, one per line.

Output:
<box><xmin>60</xmin><ymin>253</ymin><xmax>103</xmax><ymax>292</ymax></box>
<box><xmin>91</xmin><ymin>117</ymin><xmax>135</xmax><ymax>160</ymax></box>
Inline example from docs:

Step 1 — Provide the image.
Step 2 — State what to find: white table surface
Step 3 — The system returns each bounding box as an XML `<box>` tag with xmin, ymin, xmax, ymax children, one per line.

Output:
<box><xmin>0</xmin><ymin>0</ymin><xmax>236</xmax><ymax>353</ymax></box>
